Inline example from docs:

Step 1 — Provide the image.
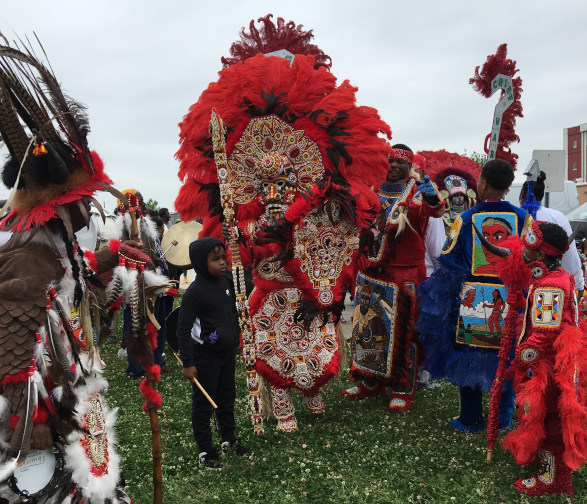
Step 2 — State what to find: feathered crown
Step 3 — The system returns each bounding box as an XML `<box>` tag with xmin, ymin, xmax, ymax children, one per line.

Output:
<box><xmin>221</xmin><ymin>14</ymin><xmax>332</xmax><ymax>70</ymax></box>
<box><xmin>0</xmin><ymin>33</ymin><xmax>119</xmax><ymax>238</ymax></box>
<box><xmin>175</xmin><ymin>15</ymin><xmax>391</xmax><ymax>237</ymax></box>
<box><xmin>417</xmin><ymin>149</ymin><xmax>483</xmax><ymax>181</ymax></box>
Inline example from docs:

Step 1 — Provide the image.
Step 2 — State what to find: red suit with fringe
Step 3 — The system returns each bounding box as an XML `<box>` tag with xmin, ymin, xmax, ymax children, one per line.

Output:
<box><xmin>346</xmin><ymin>178</ymin><xmax>446</xmax><ymax>411</ymax></box>
<box><xmin>499</xmin><ymin>247</ymin><xmax>587</xmax><ymax>496</ymax></box>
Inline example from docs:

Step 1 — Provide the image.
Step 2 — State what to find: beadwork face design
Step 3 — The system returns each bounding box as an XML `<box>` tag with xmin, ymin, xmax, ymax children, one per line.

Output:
<box><xmin>82</xmin><ymin>394</ymin><xmax>108</xmax><ymax>476</ymax></box>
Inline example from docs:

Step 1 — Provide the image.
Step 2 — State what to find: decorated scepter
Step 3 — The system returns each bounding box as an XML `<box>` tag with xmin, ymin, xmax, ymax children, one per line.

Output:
<box><xmin>210</xmin><ymin>109</ymin><xmax>264</xmax><ymax>434</ymax></box>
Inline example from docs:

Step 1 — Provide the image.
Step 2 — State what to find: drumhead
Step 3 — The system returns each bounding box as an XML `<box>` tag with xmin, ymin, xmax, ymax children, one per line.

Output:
<box><xmin>161</xmin><ymin>221</ymin><xmax>203</xmax><ymax>269</ymax></box>
<box><xmin>8</xmin><ymin>445</ymin><xmax>64</xmax><ymax>498</ymax></box>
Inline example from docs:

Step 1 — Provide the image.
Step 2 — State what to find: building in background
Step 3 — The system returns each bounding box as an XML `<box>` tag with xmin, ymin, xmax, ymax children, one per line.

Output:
<box><xmin>564</xmin><ymin>123</ymin><xmax>587</xmax><ymax>181</ymax></box>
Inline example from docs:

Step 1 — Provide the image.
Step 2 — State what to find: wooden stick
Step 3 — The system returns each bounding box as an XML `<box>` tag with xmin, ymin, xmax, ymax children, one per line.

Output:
<box><xmin>146</xmin><ymin>372</ymin><xmax>162</xmax><ymax>504</ymax></box>
<box><xmin>170</xmin><ymin>349</ymin><xmax>218</xmax><ymax>409</ymax></box>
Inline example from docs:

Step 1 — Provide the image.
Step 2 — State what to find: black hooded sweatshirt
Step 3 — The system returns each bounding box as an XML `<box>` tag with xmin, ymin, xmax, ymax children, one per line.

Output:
<box><xmin>177</xmin><ymin>237</ymin><xmax>237</xmax><ymax>368</ymax></box>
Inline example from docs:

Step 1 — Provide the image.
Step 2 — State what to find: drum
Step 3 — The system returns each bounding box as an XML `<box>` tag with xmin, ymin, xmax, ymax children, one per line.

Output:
<box><xmin>161</xmin><ymin>221</ymin><xmax>203</xmax><ymax>269</ymax></box>
<box><xmin>7</xmin><ymin>444</ymin><xmax>65</xmax><ymax>499</ymax></box>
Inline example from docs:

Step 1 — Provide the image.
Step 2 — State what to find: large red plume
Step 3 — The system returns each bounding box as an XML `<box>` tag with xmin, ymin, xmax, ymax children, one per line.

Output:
<box><xmin>175</xmin><ymin>53</ymin><xmax>391</xmax><ymax>230</ymax></box>
<box><xmin>469</xmin><ymin>44</ymin><xmax>523</xmax><ymax>169</ymax></box>
<box><xmin>221</xmin><ymin>14</ymin><xmax>332</xmax><ymax>70</ymax></box>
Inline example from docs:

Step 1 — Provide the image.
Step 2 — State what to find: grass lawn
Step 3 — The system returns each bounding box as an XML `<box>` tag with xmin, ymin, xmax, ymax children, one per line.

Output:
<box><xmin>101</xmin><ymin>335</ymin><xmax>583</xmax><ymax>504</ymax></box>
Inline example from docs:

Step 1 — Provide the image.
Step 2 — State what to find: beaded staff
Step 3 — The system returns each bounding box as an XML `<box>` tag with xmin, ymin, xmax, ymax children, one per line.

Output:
<box><xmin>210</xmin><ymin>109</ymin><xmax>264</xmax><ymax>434</ymax></box>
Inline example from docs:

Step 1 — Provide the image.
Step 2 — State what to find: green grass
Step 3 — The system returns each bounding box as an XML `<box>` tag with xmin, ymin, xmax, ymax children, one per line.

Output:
<box><xmin>101</xmin><ymin>337</ymin><xmax>584</xmax><ymax>504</ymax></box>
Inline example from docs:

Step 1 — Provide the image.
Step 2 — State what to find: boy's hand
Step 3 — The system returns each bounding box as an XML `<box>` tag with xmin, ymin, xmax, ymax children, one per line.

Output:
<box><xmin>182</xmin><ymin>366</ymin><xmax>197</xmax><ymax>381</ymax></box>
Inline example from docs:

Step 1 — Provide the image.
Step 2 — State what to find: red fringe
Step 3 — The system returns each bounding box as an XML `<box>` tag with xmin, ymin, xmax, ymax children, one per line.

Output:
<box><xmin>0</xmin><ymin>151</ymin><xmax>112</xmax><ymax>232</ymax></box>
<box><xmin>108</xmin><ymin>239</ymin><xmax>122</xmax><ymax>254</ymax></box>
<box><xmin>553</xmin><ymin>324</ymin><xmax>587</xmax><ymax>470</ymax></box>
<box><xmin>0</xmin><ymin>368</ymin><xmax>30</xmax><ymax>385</ymax></box>
<box><xmin>255</xmin><ymin>350</ymin><xmax>340</xmax><ymax>395</ymax></box>
<box><xmin>502</xmin><ymin>359</ymin><xmax>550</xmax><ymax>464</ymax></box>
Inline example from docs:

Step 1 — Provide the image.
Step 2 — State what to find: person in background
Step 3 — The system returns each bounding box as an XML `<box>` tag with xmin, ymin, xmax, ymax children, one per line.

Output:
<box><xmin>519</xmin><ymin>171</ymin><xmax>584</xmax><ymax>293</ymax></box>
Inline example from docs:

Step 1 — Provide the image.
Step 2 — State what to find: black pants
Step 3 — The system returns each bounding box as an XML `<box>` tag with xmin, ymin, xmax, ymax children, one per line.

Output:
<box><xmin>191</xmin><ymin>351</ymin><xmax>236</xmax><ymax>453</ymax></box>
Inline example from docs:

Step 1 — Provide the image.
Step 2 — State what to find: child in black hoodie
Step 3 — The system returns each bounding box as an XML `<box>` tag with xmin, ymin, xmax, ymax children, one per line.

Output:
<box><xmin>178</xmin><ymin>237</ymin><xmax>248</xmax><ymax>469</ymax></box>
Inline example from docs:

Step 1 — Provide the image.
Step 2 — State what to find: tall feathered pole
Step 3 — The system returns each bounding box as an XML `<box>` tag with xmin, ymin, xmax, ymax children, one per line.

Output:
<box><xmin>210</xmin><ymin>109</ymin><xmax>264</xmax><ymax>434</ymax></box>
<box><xmin>470</xmin><ymin>44</ymin><xmax>523</xmax><ymax>169</ymax></box>
<box><xmin>470</xmin><ymin>45</ymin><xmax>524</xmax><ymax>460</ymax></box>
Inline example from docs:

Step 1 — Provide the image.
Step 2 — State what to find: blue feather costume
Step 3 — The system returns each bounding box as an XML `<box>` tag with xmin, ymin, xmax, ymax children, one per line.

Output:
<box><xmin>418</xmin><ymin>200</ymin><xmax>527</xmax><ymax>431</ymax></box>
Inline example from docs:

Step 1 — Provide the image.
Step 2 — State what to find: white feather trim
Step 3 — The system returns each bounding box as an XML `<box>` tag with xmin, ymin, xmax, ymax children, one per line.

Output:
<box><xmin>51</xmin><ymin>386</ymin><xmax>64</xmax><ymax>403</ymax></box>
<box><xmin>114</xmin><ymin>213</ymin><xmax>130</xmax><ymax>240</ymax></box>
<box><xmin>64</xmin><ymin>393</ymin><xmax>121</xmax><ymax>504</ymax></box>
<box><xmin>112</xmin><ymin>266</ymin><xmax>138</xmax><ymax>295</ymax></box>
<box><xmin>143</xmin><ymin>268</ymin><xmax>169</xmax><ymax>288</ymax></box>
<box><xmin>140</xmin><ymin>215</ymin><xmax>157</xmax><ymax>240</ymax></box>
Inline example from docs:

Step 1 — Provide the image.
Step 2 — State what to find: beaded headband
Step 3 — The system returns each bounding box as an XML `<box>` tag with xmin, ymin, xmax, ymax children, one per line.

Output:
<box><xmin>389</xmin><ymin>148</ymin><xmax>413</xmax><ymax>164</ymax></box>
<box><xmin>523</xmin><ymin>220</ymin><xmax>568</xmax><ymax>258</ymax></box>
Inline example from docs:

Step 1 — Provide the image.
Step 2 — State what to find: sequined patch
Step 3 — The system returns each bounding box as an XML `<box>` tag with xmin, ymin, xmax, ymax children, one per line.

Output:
<box><xmin>294</xmin><ymin>203</ymin><xmax>360</xmax><ymax>306</ymax></box>
<box><xmin>520</xmin><ymin>347</ymin><xmax>539</xmax><ymax>363</ymax></box>
<box><xmin>532</xmin><ymin>288</ymin><xmax>563</xmax><ymax>328</ymax></box>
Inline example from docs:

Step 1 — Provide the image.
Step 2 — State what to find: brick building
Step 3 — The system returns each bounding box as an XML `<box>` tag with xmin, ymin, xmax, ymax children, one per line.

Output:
<box><xmin>564</xmin><ymin>123</ymin><xmax>587</xmax><ymax>181</ymax></box>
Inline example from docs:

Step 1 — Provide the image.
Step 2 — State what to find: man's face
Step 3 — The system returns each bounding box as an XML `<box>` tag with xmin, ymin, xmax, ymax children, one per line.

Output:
<box><xmin>360</xmin><ymin>290</ymin><xmax>371</xmax><ymax>314</ymax></box>
<box><xmin>386</xmin><ymin>158</ymin><xmax>411</xmax><ymax>183</ymax></box>
<box><xmin>161</xmin><ymin>211</ymin><xmax>170</xmax><ymax>224</ymax></box>
<box><xmin>207</xmin><ymin>245</ymin><xmax>227</xmax><ymax>278</ymax></box>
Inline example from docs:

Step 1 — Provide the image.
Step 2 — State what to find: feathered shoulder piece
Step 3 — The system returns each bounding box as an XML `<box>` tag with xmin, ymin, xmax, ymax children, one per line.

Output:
<box><xmin>469</xmin><ymin>44</ymin><xmax>523</xmax><ymax>169</ymax></box>
<box><xmin>0</xmin><ymin>33</ymin><xmax>112</xmax><ymax>235</ymax></box>
<box><xmin>221</xmin><ymin>14</ymin><xmax>332</xmax><ymax>70</ymax></box>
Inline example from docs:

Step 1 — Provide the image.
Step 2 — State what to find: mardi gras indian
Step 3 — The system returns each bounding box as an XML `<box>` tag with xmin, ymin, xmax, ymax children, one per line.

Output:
<box><xmin>0</xmin><ymin>37</ymin><xmax>168</xmax><ymax>503</ymax></box>
<box><xmin>175</xmin><ymin>15</ymin><xmax>391</xmax><ymax>432</ymax></box>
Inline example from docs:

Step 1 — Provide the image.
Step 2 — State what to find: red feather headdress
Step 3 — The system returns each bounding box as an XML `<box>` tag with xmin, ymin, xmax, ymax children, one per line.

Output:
<box><xmin>175</xmin><ymin>23</ymin><xmax>391</xmax><ymax>237</ymax></box>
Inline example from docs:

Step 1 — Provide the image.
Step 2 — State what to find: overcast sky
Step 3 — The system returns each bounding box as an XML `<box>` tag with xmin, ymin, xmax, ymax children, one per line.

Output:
<box><xmin>2</xmin><ymin>0</ymin><xmax>586</xmax><ymax>212</ymax></box>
